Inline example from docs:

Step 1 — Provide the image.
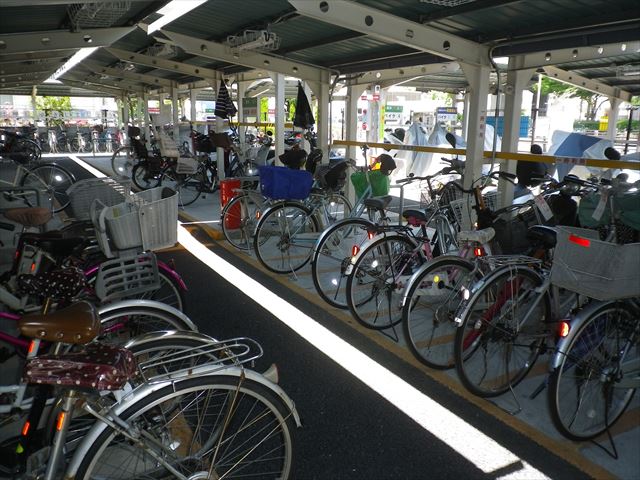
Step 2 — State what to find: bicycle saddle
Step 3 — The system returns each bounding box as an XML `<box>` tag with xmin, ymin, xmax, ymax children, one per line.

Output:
<box><xmin>364</xmin><ymin>195</ymin><xmax>393</xmax><ymax>212</ymax></box>
<box><xmin>23</xmin><ymin>341</ymin><xmax>136</xmax><ymax>391</ymax></box>
<box><xmin>402</xmin><ymin>209</ymin><xmax>428</xmax><ymax>226</ymax></box>
<box><xmin>18</xmin><ymin>300</ymin><xmax>100</xmax><ymax>345</ymax></box>
<box><xmin>3</xmin><ymin>207</ymin><xmax>52</xmax><ymax>227</ymax></box>
<box><xmin>457</xmin><ymin>227</ymin><xmax>495</xmax><ymax>245</ymax></box>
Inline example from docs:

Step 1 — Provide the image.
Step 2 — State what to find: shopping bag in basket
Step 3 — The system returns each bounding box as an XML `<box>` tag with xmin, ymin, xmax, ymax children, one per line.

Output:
<box><xmin>258</xmin><ymin>166</ymin><xmax>313</xmax><ymax>200</ymax></box>
<box><xmin>350</xmin><ymin>170</ymin><xmax>390</xmax><ymax>199</ymax></box>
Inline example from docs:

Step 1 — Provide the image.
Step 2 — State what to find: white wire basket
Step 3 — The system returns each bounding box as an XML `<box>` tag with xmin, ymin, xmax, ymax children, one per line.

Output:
<box><xmin>66</xmin><ymin>178</ymin><xmax>131</xmax><ymax>221</ymax></box>
<box><xmin>449</xmin><ymin>190</ymin><xmax>502</xmax><ymax>231</ymax></box>
<box><xmin>94</xmin><ymin>252</ymin><xmax>160</xmax><ymax>303</ymax></box>
<box><xmin>176</xmin><ymin>156</ymin><xmax>199</xmax><ymax>175</ymax></box>
<box><xmin>551</xmin><ymin>226</ymin><xmax>640</xmax><ymax>301</ymax></box>
<box><xmin>156</xmin><ymin>132</ymin><xmax>180</xmax><ymax>158</ymax></box>
<box><xmin>92</xmin><ymin>187</ymin><xmax>178</xmax><ymax>258</ymax></box>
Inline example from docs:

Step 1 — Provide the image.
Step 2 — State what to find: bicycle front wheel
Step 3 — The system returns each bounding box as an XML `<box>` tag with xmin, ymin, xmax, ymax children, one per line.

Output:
<box><xmin>403</xmin><ymin>256</ymin><xmax>476</xmax><ymax>369</ymax></box>
<box><xmin>221</xmin><ymin>192</ymin><xmax>264</xmax><ymax>250</ymax></box>
<box><xmin>311</xmin><ymin>218</ymin><xmax>374</xmax><ymax>309</ymax></box>
<box><xmin>75</xmin><ymin>375</ymin><xmax>296</xmax><ymax>480</ymax></box>
<box><xmin>454</xmin><ymin>266</ymin><xmax>549</xmax><ymax>397</ymax></box>
<box><xmin>21</xmin><ymin>163</ymin><xmax>75</xmax><ymax>213</ymax></box>
<box><xmin>549</xmin><ymin>302</ymin><xmax>638</xmax><ymax>440</ymax></box>
<box><xmin>160</xmin><ymin>165</ymin><xmax>202</xmax><ymax>207</ymax></box>
<box><xmin>253</xmin><ymin>202</ymin><xmax>320</xmax><ymax>274</ymax></box>
<box><xmin>110</xmin><ymin>146</ymin><xmax>135</xmax><ymax>178</ymax></box>
<box><xmin>132</xmin><ymin>162</ymin><xmax>162</xmax><ymax>190</ymax></box>
<box><xmin>346</xmin><ymin>235</ymin><xmax>419</xmax><ymax>330</ymax></box>
<box><xmin>324</xmin><ymin>193</ymin><xmax>352</xmax><ymax>225</ymax></box>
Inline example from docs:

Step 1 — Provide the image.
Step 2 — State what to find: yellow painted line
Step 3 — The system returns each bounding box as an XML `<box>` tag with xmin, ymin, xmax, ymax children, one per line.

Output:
<box><xmin>186</xmin><ymin>221</ymin><xmax>616</xmax><ymax>479</ymax></box>
<box><xmin>332</xmin><ymin>139</ymin><xmax>640</xmax><ymax>170</ymax></box>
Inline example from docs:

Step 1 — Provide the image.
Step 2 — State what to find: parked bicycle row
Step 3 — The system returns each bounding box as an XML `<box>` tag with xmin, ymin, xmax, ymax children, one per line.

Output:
<box><xmin>0</xmin><ymin>170</ymin><xmax>300</xmax><ymax>478</ymax></box>
<box><xmin>216</xmin><ymin>140</ymin><xmax>639</xmax><ymax>452</ymax></box>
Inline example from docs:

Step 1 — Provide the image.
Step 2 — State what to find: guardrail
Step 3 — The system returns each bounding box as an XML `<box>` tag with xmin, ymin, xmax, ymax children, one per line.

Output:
<box><xmin>331</xmin><ymin>139</ymin><xmax>640</xmax><ymax>171</ymax></box>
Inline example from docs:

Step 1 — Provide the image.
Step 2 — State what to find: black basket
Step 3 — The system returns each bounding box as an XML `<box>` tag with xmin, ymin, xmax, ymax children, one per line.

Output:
<box><xmin>314</xmin><ymin>161</ymin><xmax>349</xmax><ymax>191</ymax></box>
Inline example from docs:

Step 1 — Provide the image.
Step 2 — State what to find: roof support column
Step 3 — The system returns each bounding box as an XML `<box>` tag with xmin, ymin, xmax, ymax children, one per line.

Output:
<box><xmin>461</xmin><ymin>91</ymin><xmax>470</xmax><ymax>140</ymax></box>
<box><xmin>237</xmin><ymin>81</ymin><xmax>247</xmax><ymax>145</ymax></box>
<box><xmin>315</xmin><ymin>82</ymin><xmax>331</xmax><ymax>155</ymax></box>
<box><xmin>606</xmin><ymin>97</ymin><xmax>620</xmax><ymax>143</ymax></box>
<box><xmin>121</xmin><ymin>95</ymin><xmax>130</xmax><ymax>129</ymax></box>
<box><xmin>500</xmin><ymin>65</ymin><xmax>535</xmax><ymax>207</ymax></box>
<box><xmin>142</xmin><ymin>93</ymin><xmax>150</xmax><ymax>148</ymax></box>
<box><xmin>211</xmin><ymin>79</ymin><xmax>225</xmax><ymax>180</ymax></box>
<box><xmin>460</xmin><ymin>63</ymin><xmax>491</xmax><ymax>189</ymax></box>
<box><xmin>346</xmin><ymin>85</ymin><xmax>366</xmax><ymax>161</ymax></box>
<box><xmin>31</xmin><ymin>86</ymin><xmax>38</xmax><ymax>125</ymax></box>
<box><xmin>189</xmin><ymin>88</ymin><xmax>198</xmax><ymax>123</ymax></box>
<box><xmin>274</xmin><ymin>73</ymin><xmax>286</xmax><ymax>165</ymax></box>
<box><xmin>171</xmin><ymin>86</ymin><xmax>179</xmax><ymax>144</ymax></box>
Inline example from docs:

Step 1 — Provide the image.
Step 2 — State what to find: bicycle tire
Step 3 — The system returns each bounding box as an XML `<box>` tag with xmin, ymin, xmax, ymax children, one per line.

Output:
<box><xmin>132</xmin><ymin>162</ymin><xmax>162</xmax><ymax>190</ymax></box>
<box><xmin>16</xmin><ymin>138</ymin><xmax>42</xmax><ymax>163</ymax></box>
<box><xmin>74</xmin><ymin>375</ymin><xmax>296</xmax><ymax>480</ymax></box>
<box><xmin>253</xmin><ymin>202</ymin><xmax>320</xmax><ymax>274</ymax></box>
<box><xmin>549</xmin><ymin>302</ymin><xmax>638</xmax><ymax>440</ymax></box>
<box><xmin>20</xmin><ymin>163</ymin><xmax>75</xmax><ymax>213</ymax></box>
<box><xmin>160</xmin><ymin>164</ymin><xmax>201</xmax><ymax>207</ymax></box>
<box><xmin>311</xmin><ymin>218</ymin><xmax>374</xmax><ymax>309</ymax></box>
<box><xmin>324</xmin><ymin>192</ymin><xmax>352</xmax><ymax>225</ymax></box>
<box><xmin>110</xmin><ymin>146</ymin><xmax>135</xmax><ymax>178</ymax></box>
<box><xmin>454</xmin><ymin>266</ymin><xmax>550</xmax><ymax>397</ymax></box>
<box><xmin>221</xmin><ymin>192</ymin><xmax>263</xmax><ymax>250</ymax></box>
<box><xmin>402</xmin><ymin>256</ymin><xmax>476</xmax><ymax>369</ymax></box>
<box><xmin>346</xmin><ymin>235</ymin><xmax>420</xmax><ymax>330</ymax></box>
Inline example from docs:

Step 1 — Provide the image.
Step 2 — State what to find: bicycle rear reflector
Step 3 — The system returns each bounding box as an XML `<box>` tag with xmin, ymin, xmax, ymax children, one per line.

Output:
<box><xmin>569</xmin><ymin>235</ymin><xmax>590</xmax><ymax>247</ymax></box>
<box><xmin>21</xmin><ymin>421</ymin><xmax>30</xmax><ymax>436</ymax></box>
<box><xmin>473</xmin><ymin>247</ymin><xmax>485</xmax><ymax>257</ymax></box>
<box><xmin>351</xmin><ymin>245</ymin><xmax>360</xmax><ymax>257</ymax></box>
<box><xmin>56</xmin><ymin>412</ymin><xmax>66</xmax><ymax>431</ymax></box>
<box><xmin>558</xmin><ymin>321</ymin><xmax>570</xmax><ymax>338</ymax></box>
<box><xmin>368</xmin><ymin>231</ymin><xmax>375</xmax><ymax>240</ymax></box>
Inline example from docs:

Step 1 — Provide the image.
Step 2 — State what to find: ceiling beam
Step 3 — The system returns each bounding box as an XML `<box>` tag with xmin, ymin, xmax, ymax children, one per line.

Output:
<box><xmin>0</xmin><ymin>70</ymin><xmax>56</xmax><ymax>79</ymax></box>
<box><xmin>83</xmin><ymin>60</ymin><xmax>177</xmax><ymax>88</ymax></box>
<box><xmin>159</xmin><ymin>30</ymin><xmax>331</xmax><ymax>83</ymax></box>
<box><xmin>345</xmin><ymin>62</ymin><xmax>461</xmax><ymax>86</ymax></box>
<box><xmin>510</xmin><ymin>40</ymin><xmax>640</xmax><ymax>70</ymax></box>
<box><xmin>541</xmin><ymin>66</ymin><xmax>631</xmax><ymax>102</ymax></box>
<box><xmin>58</xmin><ymin>78</ymin><xmax>122</xmax><ymax>97</ymax></box>
<box><xmin>0</xmin><ymin>27</ymin><xmax>135</xmax><ymax>55</ymax></box>
<box><xmin>289</xmin><ymin>0</ymin><xmax>490</xmax><ymax>66</ymax></box>
<box><xmin>63</xmin><ymin>71</ymin><xmax>146</xmax><ymax>95</ymax></box>
<box><xmin>0</xmin><ymin>52</ymin><xmax>73</xmax><ymax>64</ymax></box>
<box><xmin>278</xmin><ymin>31</ymin><xmax>365</xmax><ymax>54</ymax></box>
<box><xmin>0</xmin><ymin>62</ymin><xmax>63</xmax><ymax>75</ymax></box>
<box><xmin>420</xmin><ymin>0</ymin><xmax>523</xmax><ymax>23</ymax></box>
<box><xmin>105</xmin><ymin>47</ymin><xmax>222</xmax><ymax>82</ymax></box>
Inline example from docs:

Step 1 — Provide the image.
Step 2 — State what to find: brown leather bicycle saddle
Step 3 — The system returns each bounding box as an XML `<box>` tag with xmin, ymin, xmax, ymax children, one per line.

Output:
<box><xmin>3</xmin><ymin>207</ymin><xmax>52</xmax><ymax>227</ymax></box>
<box><xmin>23</xmin><ymin>342</ymin><xmax>136</xmax><ymax>391</ymax></box>
<box><xmin>18</xmin><ymin>300</ymin><xmax>100</xmax><ymax>344</ymax></box>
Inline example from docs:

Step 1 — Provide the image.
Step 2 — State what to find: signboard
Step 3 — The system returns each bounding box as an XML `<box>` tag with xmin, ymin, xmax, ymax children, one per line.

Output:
<box><xmin>436</xmin><ymin>106</ymin><xmax>457</xmax><ymax>122</ymax></box>
<box><xmin>148</xmin><ymin>100</ymin><xmax>160</xmax><ymax>114</ymax></box>
<box><xmin>243</xmin><ymin>97</ymin><xmax>258</xmax><ymax>118</ymax></box>
<box><xmin>385</xmin><ymin>105</ymin><xmax>403</xmax><ymax>124</ymax></box>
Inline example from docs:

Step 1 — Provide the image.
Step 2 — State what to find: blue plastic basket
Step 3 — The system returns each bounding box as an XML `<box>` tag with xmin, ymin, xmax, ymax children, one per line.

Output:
<box><xmin>258</xmin><ymin>166</ymin><xmax>313</xmax><ymax>200</ymax></box>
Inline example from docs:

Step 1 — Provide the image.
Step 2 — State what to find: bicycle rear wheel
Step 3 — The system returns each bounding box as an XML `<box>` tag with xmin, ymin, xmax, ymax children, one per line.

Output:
<box><xmin>132</xmin><ymin>162</ymin><xmax>162</xmax><ymax>190</ymax></box>
<box><xmin>324</xmin><ymin>193</ymin><xmax>352</xmax><ymax>224</ymax></box>
<box><xmin>549</xmin><ymin>302</ymin><xmax>638</xmax><ymax>440</ymax></box>
<box><xmin>160</xmin><ymin>165</ymin><xmax>201</xmax><ymax>207</ymax></box>
<box><xmin>402</xmin><ymin>256</ymin><xmax>476</xmax><ymax>369</ymax></box>
<box><xmin>253</xmin><ymin>202</ymin><xmax>320</xmax><ymax>274</ymax></box>
<box><xmin>346</xmin><ymin>235</ymin><xmax>419</xmax><ymax>330</ymax></box>
<box><xmin>75</xmin><ymin>376</ymin><xmax>296</xmax><ymax>480</ymax></box>
<box><xmin>454</xmin><ymin>266</ymin><xmax>549</xmax><ymax>397</ymax></box>
<box><xmin>221</xmin><ymin>192</ymin><xmax>263</xmax><ymax>250</ymax></box>
<box><xmin>21</xmin><ymin>163</ymin><xmax>75</xmax><ymax>213</ymax></box>
<box><xmin>311</xmin><ymin>218</ymin><xmax>374</xmax><ymax>309</ymax></box>
<box><xmin>110</xmin><ymin>146</ymin><xmax>135</xmax><ymax>178</ymax></box>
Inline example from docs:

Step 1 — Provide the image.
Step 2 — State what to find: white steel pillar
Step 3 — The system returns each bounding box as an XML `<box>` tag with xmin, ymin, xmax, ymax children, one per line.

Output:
<box><xmin>212</xmin><ymin>79</ymin><xmax>226</xmax><ymax>179</ymax></box>
<box><xmin>171</xmin><ymin>86</ymin><xmax>179</xmax><ymax>142</ymax></box>
<box><xmin>31</xmin><ymin>86</ymin><xmax>38</xmax><ymax>125</ymax></box>
<box><xmin>606</xmin><ymin>97</ymin><xmax>621</xmax><ymax>143</ymax></box>
<box><xmin>189</xmin><ymin>88</ymin><xmax>198</xmax><ymax>122</ymax></box>
<box><xmin>346</xmin><ymin>84</ymin><xmax>366</xmax><ymax>161</ymax></box>
<box><xmin>316</xmin><ymin>82</ymin><xmax>330</xmax><ymax>154</ymax></box>
<box><xmin>121</xmin><ymin>95</ymin><xmax>130</xmax><ymax>128</ymax></box>
<box><xmin>142</xmin><ymin>93</ymin><xmax>150</xmax><ymax>146</ymax></box>
<box><xmin>274</xmin><ymin>73</ymin><xmax>286</xmax><ymax>165</ymax></box>
<box><xmin>500</xmin><ymin>65</ymin><xmax>535</xmax><ymax>206</ymax></box>
<box><xmin>461</xmin><ymin>91</ymin><xmax>471</xmax><ymax>140</ymax></box>
<box><xmin>237</xmin><ymin>81</ymin><xmax>247</xmax><ymax>145</ymax></box>
<box><xmin>460</xmin><ymin>63</ymin><xmax>491</xmax><ymax>189</ymax></box>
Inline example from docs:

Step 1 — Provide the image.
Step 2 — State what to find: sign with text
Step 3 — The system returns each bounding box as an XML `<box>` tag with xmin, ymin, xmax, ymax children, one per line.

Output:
<box><xmin>243</xmin><ymin>97</ymin><xmax>258</xmax><ymax>118</ymax></box>
<box><xmin>436</xmin><ymin>106</ymin><xmax>457</xmax><ymax>122</ymax></box>
<box><xmin>385</xmin><ymin>105</ymin><xmax>403</xmax><ymax>124</ymax></box>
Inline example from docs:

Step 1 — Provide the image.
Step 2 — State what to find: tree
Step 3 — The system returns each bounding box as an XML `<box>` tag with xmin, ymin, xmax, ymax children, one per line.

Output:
<box><xmin>36</xmin><ymin>96</ymin><xmax>71</xmax><ymax>126</ymax></box>
<box><xmin>531</xmin><ymin>77</ymin><xmax>606</xmax><ymax>121</ymax></box>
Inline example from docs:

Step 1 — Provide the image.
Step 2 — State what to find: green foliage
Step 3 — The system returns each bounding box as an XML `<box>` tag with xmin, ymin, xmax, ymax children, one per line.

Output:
<box><xmin>286</xmin><ymin>98</ymin><xmax>297</xmax><ymax>122</ymax></box>
<box><xmin>533</xmin><ymin>77</ymin><xmax>605</xmax><ymax>121</ymax></box>
<box><xmin>36</xmin><ymin>96</ymin><xmax>71</xmax><ymax>126</ymax></box>
<box><xmin>259</xmin><ymin>97</ymin><xmax>269</xmax><ymax>121</ymax></box>
<box><xmin>616</xmin><ymin>119</ymin><xmax>640</xmax><ymax>131</ymax></box>
<box><xmin>573</xmin><ymin>120</ymin><xmax>600</xmax><ymax>131</ymax></box>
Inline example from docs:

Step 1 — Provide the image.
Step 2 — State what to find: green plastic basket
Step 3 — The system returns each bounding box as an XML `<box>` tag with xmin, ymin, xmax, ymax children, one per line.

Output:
<box><xmin>350</xmin><ymin>170</ymin><xmax>390</xmax><ymax>199</ymax></box>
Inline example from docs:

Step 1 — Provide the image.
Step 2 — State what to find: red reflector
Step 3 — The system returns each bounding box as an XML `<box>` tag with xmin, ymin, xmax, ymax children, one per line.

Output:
<box><xmin>368</xmin><ymin>231</ymin><xmax>375</xmax><ymax>240</ymax></box>
<box><xmin>28</xmin><ymin>341</ymin><xmax>36</xmax><ymax>355</ymax></box>
<box><xmin>21</xmin><ymin>421</ymin><xmax>30</xmax><ymax>436</ymax></box>
<box><xmin>30</xmin><ymin>262</ymin><xmax>36</xmax><ymax>272</ymax></box>
<box><xmin>569</xmin><ymin>235</ymin><xmax>590</xmax><ymax>248</ymax></box>
<box><xmin>15</xmin><ymin>250</ymin><xmax>20</xmax><ymax>259</ymax></box>
<box><xmin>351</xmin><ymin>245</ymin><xmax>360</xmax><ymax>257</ymax></box>
<box><xmin>558</xmin><ymin>321</ymin><xmax>570</xmax><ymax>338</ymax></box>
<box><xmin>473</xmin><ymin>247</ymin><xmax>484</xmax><ymax>257</ymax></box>
<box><xmin>56</xmin><ymin>412</ymin><xmax>66</xmax><ymax>431</ymax></box>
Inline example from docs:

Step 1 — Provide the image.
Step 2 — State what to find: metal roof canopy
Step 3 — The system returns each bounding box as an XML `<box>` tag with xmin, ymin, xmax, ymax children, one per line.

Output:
<box><xmin>0</xmin><ymin>0</ymin><xmax>637</xmax><ymax>99</ymax></box>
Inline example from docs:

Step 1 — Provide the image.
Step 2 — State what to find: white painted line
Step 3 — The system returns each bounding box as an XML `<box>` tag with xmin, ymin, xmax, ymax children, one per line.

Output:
<box><xmin>177</xmin><ymin>224</ymin><xmax>548</xmax><ymax>479</ymax></box>
<box><xmin>67</xmin><ymin>154</ymin><xmax>107</xmax><ymax>178</ymax></box>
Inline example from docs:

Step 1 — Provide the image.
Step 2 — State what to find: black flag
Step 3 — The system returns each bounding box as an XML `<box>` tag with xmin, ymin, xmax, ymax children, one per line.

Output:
<box><xmin>214</xmin><ymin>81</ymin><xmax>237</xmax><ymax>119</ymax></box>
<box><xmin>293</xmin><ymin>81</ymin><xmax>315</xmax><ymax>129</ymax></box>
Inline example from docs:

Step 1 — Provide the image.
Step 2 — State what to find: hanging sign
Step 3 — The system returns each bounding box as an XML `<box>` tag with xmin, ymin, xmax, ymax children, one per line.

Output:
<box><xmin>385</xmin><ymin>105</ymin><xmax>403</xmax><ymax>123</ymax></box>
<box><xmin>436</xmin><ymin>106</ymin><xmax>457</xmax><ymax>122</ymax></box>
<box><xmin>243</xmin><ymin>97</ymin><xmax>258</xmax><ymax>117</ymax></box>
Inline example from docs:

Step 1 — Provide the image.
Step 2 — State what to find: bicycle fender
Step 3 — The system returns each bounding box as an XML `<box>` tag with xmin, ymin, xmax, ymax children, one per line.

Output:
<box><xmin>123</xmin><ymin>329</ymin><xmax>219</xmax><ymax>349</ymax></box>
<box><xmin>549</xmin><ymin>299</ymin><xmax>609</xmax><ymax>371</ymax></box>
<box><xmin>97</xmin><ymin>299</ymin><xmax>198</xmax><ymax>332</ymax></box>
<box><xmin>157</xmin><ymin>260</ymin><xmax>187</xmax><ymax>291</ymax></box>
<box><xmin>65</xmin><ymin>368</ymin><xmax>302</xmax><ymax>477</ymax></box>
<box><xmin>312</xmin><ymin>217</ymin><xmax>374</xmax><ymax>255</ymax></box>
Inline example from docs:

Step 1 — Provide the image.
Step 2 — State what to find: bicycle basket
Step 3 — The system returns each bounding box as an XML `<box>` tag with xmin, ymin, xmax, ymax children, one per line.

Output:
<box><xmin>92</xmin><ymin>187</ymin><xmax>178</xmax><ymax>258</ymax></box>
<box><xmin>66</xmin><ymin>178</ymin><xmax>131</xmax><ymax>221</ymax></box>
<box><xmin>176</xmin><ymin>156</ymin><xmax>199</xmax><ymax>175</ymax></box>
<box><xmin>314</xmin><ymin>160</ymin><xmax>348</xmax><ymax>191</ymax></box>
<box><xmin>258</xmin><ymin>165</ymin><xmax>313</xmax><ymax>200</ymax></box>
<box><xmin>94</xmin><ymin>252</ymin><xmax>161</xmax><ymax>303</ymax></box>
<box><xmin>350</xmin><ymin>170</ymin><xmax>390</xmax><ymax>199</ymax></box>
<box><xmin>551</xmin><ymin>226</ymin><xmax>640</xmax><ymax>301</ymax></box>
